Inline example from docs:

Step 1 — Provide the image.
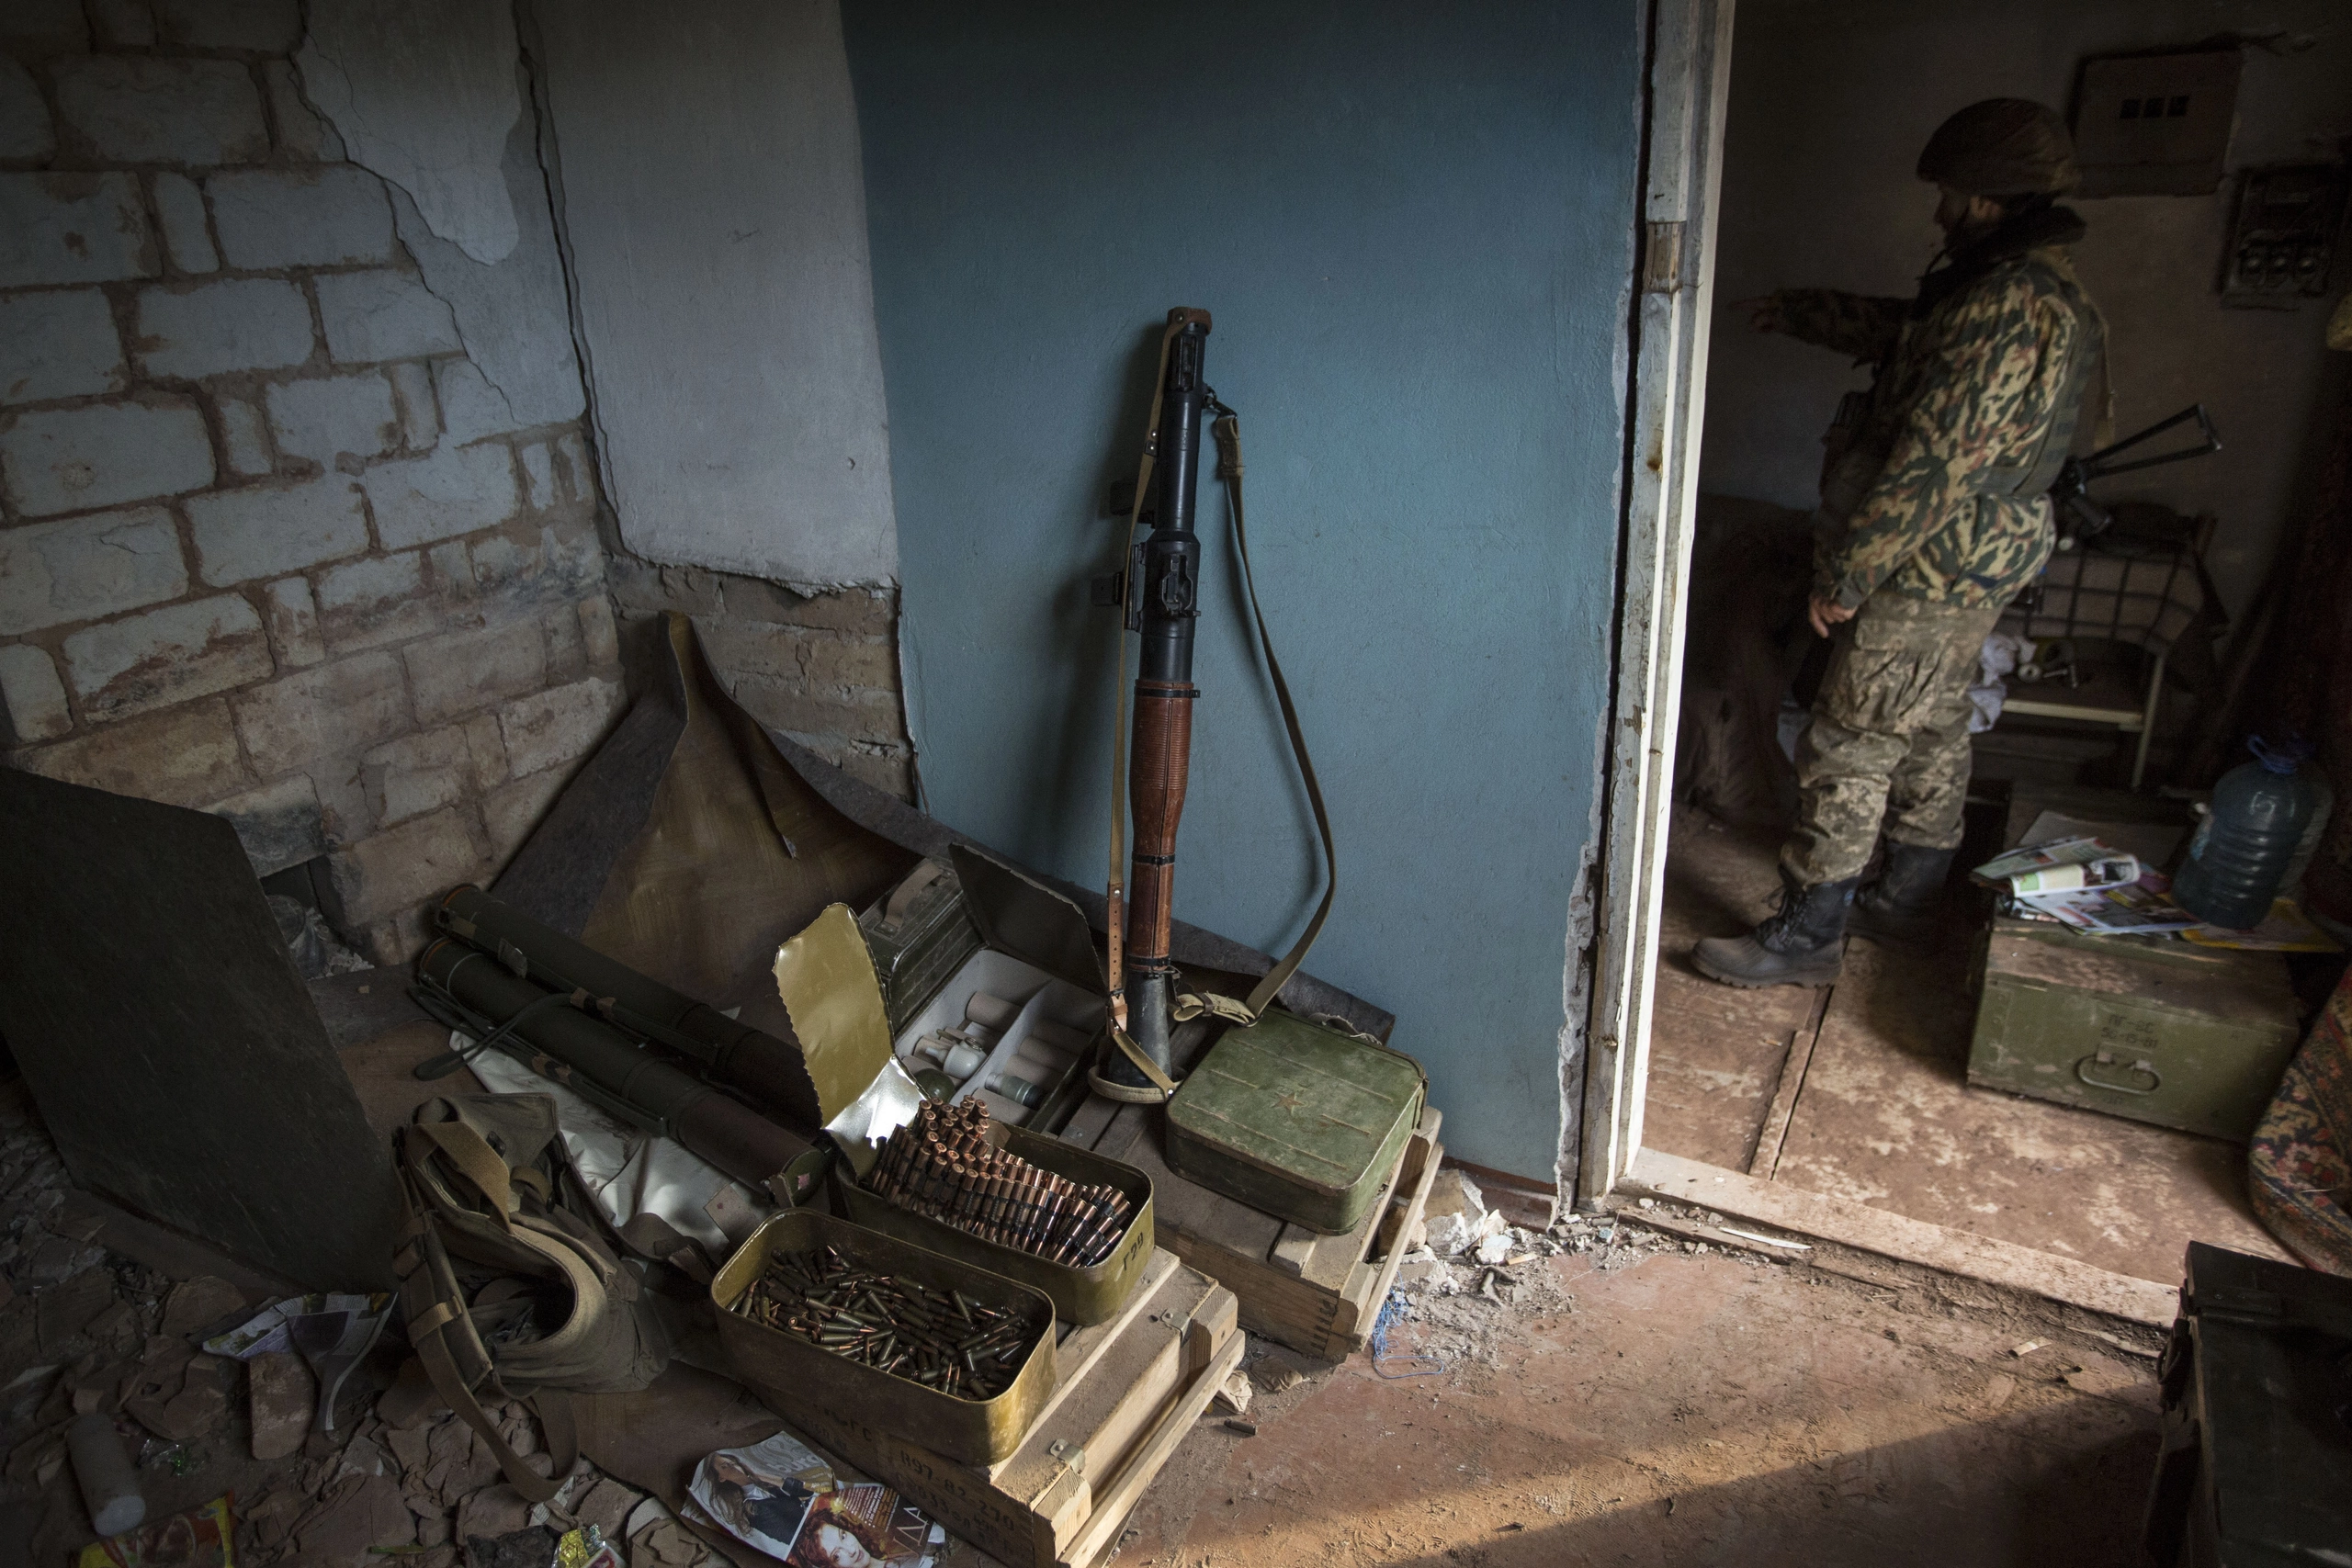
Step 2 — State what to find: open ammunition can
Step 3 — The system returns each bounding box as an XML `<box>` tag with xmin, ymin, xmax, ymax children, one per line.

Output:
<box><xmin>712</xmin><ymin>1210</ymin><xmax>1057</xmax><ymax>1464</ymax></box>
<box><xmin>841</xmin><ymin>1122</ymin><xmax>1154</xmax><ymax>1325</ymax></box>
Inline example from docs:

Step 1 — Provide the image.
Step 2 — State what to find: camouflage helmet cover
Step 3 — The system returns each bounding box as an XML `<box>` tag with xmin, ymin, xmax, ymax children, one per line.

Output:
<box><xmin>1917</xmin><ymin>98</ymin><xmax>2078</xmax><ymax>196</ymax></box>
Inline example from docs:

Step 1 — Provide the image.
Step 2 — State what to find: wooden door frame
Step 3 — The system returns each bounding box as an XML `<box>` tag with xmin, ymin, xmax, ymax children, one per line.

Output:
<box><xmin>1578</xmin><ymin>0</ymin><xmax>1734</xmax><ymax>1204</ymax></box>
<box><xmin>1568</xmin><ymin>7</ymin><xmax>2185</xmax><ymax>1328</ymax></box>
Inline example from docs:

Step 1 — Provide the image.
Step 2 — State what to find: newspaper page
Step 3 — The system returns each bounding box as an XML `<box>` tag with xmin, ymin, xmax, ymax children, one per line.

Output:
<box><xmin>689</xmin><ymin>1431</ymin><xmax>944</xmax><ymax>1568</ymax></box>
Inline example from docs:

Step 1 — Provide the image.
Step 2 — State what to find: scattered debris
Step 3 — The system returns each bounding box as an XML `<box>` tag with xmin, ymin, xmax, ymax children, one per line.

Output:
<box><xmin>1423</xmin><ymin>1169</ymin><xmax>1508</xmax><ymax>1256</ymax></box>
<box><xmin>1211</xmin><ymin>1371</ymin><xmax>1253</xmax><ymax>1416</ymax></box>
<box><xmin>1222</xmin><ymin>1419</ymin><xmax>1257</xmax><ymax>1437</ymax></box>
<box><xmin>249</xmin><ymin>1351</ymin><xmax>315</xmax><ymax>1460</ymax></box>
<box><xmin>467</xmin><ymin>1524</ymin><xmax>559</xmax><ymax>1568</ymax></box>
<box><xmin>81</xmin><ymin>1493</ymin><xmax>233</xmax><ymax>1568</ymax></box>
<box><xmin>1250</xmin><ymin>1356</ymin><xmax>1305</xmax><ymax>1395</ymax></box>
<box><xmin>457</xmin><ymin>1486</ymin><xmax>536</xmax><ymax>1545</ymax></box>
<box><xmin>571</xmin><ymin>1478</ymin><xmax>642</xmax><ymax>1545</ymax></box>
<box><xmin>628</xmin><ymin>1506</ymin><xmax>707</xmax><ymax>1568</ymax></box>
<box><xmin>158</xmin><ymin>1277</ymin><xmax>247</xmax><ymax>1339</ymax></box>
<box><xmin>2089</xmin><ymin>1329</ymin><xmax>2162</xmax><ymax>1359</ymax></box>
<box><xmin>2010</xmin><ymin>1339</ymin><xmax>2047</xmax><ymax>1359</ymax></box>
<box><xmin>1717</xmin><ymin>1225</ymin><xmax>1810</xmax><ymax>1252</ymax></box>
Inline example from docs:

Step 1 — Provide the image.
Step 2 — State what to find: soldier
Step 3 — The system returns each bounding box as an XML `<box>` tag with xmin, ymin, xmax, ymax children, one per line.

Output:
<box><xmin>1694</xmin><ymin>99</ymin><xmax>2105</xmax><ymax>987</ymax></box>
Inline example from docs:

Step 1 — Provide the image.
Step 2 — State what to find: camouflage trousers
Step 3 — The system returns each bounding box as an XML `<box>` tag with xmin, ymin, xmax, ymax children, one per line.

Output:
<box><xmin>1781</xmin><ymin>590</ymin><xmax>2004</xmax><ymax>886</ymax></box>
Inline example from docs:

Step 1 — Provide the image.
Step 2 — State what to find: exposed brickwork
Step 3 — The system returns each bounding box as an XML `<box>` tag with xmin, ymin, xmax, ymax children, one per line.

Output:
<box><xmin>0</xmin><ymin>17</ymin><xmax>625</xmax><ymax>964</ymax></box>
<box><xmin>610</xmin><ymin>558</ymin><xmax>912</xmax><ymax>801</ymax></box>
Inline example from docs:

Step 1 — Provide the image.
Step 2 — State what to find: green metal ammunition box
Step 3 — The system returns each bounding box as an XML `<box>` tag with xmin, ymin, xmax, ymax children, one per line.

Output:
<box><xmin>841</xmin><ymin>1122</ymin><xmax>1154</xmax><ymax>1325</ymax></box>
<box><xmin>1164</xmin><ymin>1010</ymin><xmax>1426</xmax><ymax>1235</ymax></box>
<box><xmin>1966</xmin><ymin>917</ymin><xmax>2301</xmax><ymax>1141</ymax></box>
<box><xmin>712</xmin><ymin>1208</ymin><xmax>1057</xmax><ymax>1465</ymax></box>
<box><xmin>858</xmin><ymin>856</ymin><xmax>986</xmax><ymax>1038</ymax></box>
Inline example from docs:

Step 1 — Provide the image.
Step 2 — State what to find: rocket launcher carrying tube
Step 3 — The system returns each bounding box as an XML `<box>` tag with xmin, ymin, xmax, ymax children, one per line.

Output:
<box><xmin>434</xmin><ymin>885</ymin><xmax>827</xmax><ymax>1129</ymax></box>
<box><xmin>414</xmin><ymin>936</ymin><xmax>829</xmax><ymax>1199</ymax></box>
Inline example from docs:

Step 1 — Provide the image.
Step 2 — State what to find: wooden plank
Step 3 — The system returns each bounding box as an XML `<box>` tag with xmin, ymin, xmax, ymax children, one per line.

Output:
<box><xmin>769</xmin><ymin>1257</ymin><xmax>1237</xmax><ymax>1568</ymax></box>
<box><xmin>1374</xmin><ymin>1118</ymin><xmax>1441</xmax><ymax>1258</ymax></box>
<box><xmin>1578</xmin><ymin>0</ymin><xmax>1736</xmax><ymax>1202</ymax></box>
<box><xmin>1274</xmin><ymin>1105</ymin><xmax>1443</xmax><ymax>1288</ymax></box>
<box><xmin>1066</xmin><ymin>1308</ymin><xmax>1245</xmax><ymax>1568</ymax></box>
<box><xmin>1002</xmin><ymin>1250</ymin><xmax>1178</xmax><ymax>1466</ymax></box>
<box><xmin>1057</xmin><ymin>1090</ymin><xmax>1124</xmax><ymax>1152</ymax></box>
<box><xmin>990</xmin><ymin>1269</ymin><xmax>1204</xmax><ymax>1510</ymax></box>
<box><xmin>1081</xmin><ymin>1103</ymin><xmax>1442</xmax><ymax>1361</ymax></box>
<box><xmin>1641</xmin><ymin>962</ymin><xmax>1814</xmax><ymax>1170</ymax></box>
<box><xmin>1327</xmin><ymin>1123</ymin><xmax>1444</xmax><ymax>1348</ymax></box>
<box><xmin>1159</xmin><ymin>1225</ymin><xmax>1342</xmax><ymax>1351</ymax></box>
<box><xmin>1777</xmin><ymin>925</ymin><xmax>2296</xmax><ymax>1283</ymax></box>
<box><xmin>1623</xmin><ymin>1146</ymin><xmax>2180</xmax><ymax>1326</ymax></box>
<box><xmin>1747</xmin><ymin>984</ymin><xmax>1832</xmax><ymax>1179</ymax></box>
<box><xmin>1013</xmin><ymin>1332</ymin><xmax>1184</xmax><ymax>1549</ymax></box>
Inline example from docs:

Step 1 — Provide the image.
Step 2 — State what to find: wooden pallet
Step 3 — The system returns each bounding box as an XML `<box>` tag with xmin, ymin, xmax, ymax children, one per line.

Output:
<box><xmin>1060</xmin><ymin>1098</ymin><xmax>1443</xmax><ymax>1361</ymax></box>
<box><xmin>761</xmin><ymin>1248</ymin><xmax>1241</xmax><ymax>1568</ymax></box>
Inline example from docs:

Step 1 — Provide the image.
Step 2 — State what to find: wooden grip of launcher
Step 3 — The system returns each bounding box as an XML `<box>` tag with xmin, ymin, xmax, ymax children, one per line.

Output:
<box><xmin>1126</xmin><ymin>679</ymin><xmax>1196</xmax><ymax>965</ymax></box>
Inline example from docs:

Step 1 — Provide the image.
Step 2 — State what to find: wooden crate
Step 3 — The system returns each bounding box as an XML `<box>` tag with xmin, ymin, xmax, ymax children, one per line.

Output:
<box><xmin>1060</xmin><ymin>1098</ymin><xmax>1443</xmax><ymax>1361</ymax></box>
<box><xmin>761</xmin><ymin>1248</ymin><xmax>1241</xmax><ymax>1568</ymax></box>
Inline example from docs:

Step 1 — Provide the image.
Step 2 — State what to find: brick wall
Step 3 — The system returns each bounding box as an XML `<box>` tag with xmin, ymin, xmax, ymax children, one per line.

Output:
<box><xmin>608</xmin><ymin>558</ymin><xmax>911</xmax><ymax>803</ymax></box>
<box><xmin>0</xmin><ymin>0</ymin><xmax>625</xmax><ymax>964</ymax></box>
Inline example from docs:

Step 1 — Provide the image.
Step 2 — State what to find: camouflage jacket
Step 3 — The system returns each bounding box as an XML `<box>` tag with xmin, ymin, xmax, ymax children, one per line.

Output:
<box><xmin>1776</xmin><ymin>244</ymin><xmax>2098</xmax><ymax>610</ymax></box>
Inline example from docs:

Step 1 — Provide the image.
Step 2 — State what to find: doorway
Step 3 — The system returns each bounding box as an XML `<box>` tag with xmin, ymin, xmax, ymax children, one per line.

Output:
<box><xmin>1587</xmin><ymin>0</ymin><xmax>2351</xmax><ymax>1309</ymax></box>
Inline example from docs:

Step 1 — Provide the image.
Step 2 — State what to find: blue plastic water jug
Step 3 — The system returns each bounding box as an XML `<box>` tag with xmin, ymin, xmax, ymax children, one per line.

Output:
<box><xmin>2170</xmin><ymin>736</ymin><xmax>2318</xmax><ymax>931</ymax></box>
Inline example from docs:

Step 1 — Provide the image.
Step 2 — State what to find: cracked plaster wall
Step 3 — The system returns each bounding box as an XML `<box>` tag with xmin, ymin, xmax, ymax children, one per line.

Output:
<box><xmin>525</xmin><ymin>0</ymin><xmax>899</xmax><ymax>592</ymax></box>
<box><xmin>0</xmin><ymin>0</ymin><xmax>918</xmax><ymax>954</ymax></box>
<box><xmin>0</xmin><ymin>0</ymin><xmax>622</xmax><ymax>963</ymax></box>
<box><xmin>297</xmin><ymin>0</ymin><xmax>524</xmax><ymax>266</ymax></box>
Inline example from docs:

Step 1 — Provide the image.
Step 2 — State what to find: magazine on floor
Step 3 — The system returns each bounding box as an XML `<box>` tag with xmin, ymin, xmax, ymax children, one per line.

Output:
<box><xmin>689</xmin><ymin>1430</ymin><xmax>945</xmax><ymax>1568</ymax></box>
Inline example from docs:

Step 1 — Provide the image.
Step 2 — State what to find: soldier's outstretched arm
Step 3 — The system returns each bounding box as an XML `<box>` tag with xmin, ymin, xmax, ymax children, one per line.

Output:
<box><xmin>1758</xmin><ymin>288</ymin><xmax>1908</xmax><ymax>361</ymax></box>
<box><xmin>1818</xmin><ymin>286</ymin><xmax>2055</xmax><ymax>607</ymax></box>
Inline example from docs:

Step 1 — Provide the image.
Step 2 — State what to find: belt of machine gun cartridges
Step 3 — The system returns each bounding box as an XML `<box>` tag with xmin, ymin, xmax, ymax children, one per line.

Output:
<box><xmin>867</xmin><ymin>1100</ymin><xmax>1133</xmax><ymax>1269</ymax></box>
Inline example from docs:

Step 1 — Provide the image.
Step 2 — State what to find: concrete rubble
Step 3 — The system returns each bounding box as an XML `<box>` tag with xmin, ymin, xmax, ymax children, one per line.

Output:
<box><xmin>0</xmin><ymin>1084</ymin><xmax>713</xmax><ymax>1568</ymax></box>
<box><xmin>1378</xmin><ymin>1168</ymin><xmax>1700</xmax><ymax>1370</ymax></box>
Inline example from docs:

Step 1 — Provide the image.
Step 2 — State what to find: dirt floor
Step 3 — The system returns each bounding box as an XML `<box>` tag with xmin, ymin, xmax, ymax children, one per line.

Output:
<box><xmin>3</xmin><ymin>1010</ymin><xmax>2178</xmax><ymax>1568</ymax></box>
<box><xmin>1110</xmin><ymin>1214</ymin><xmax>2167</xmax><ymax>1568</ymax></box>
<box><xmin>1645</xmin><ymin>805</ymin><xmax>2292</xmax><ymax>1283</ymax></box>
<box><xmin>0</xmin><ymin>1053</ymin><xmax>2173</xmax><ymax>1568</ymax></box>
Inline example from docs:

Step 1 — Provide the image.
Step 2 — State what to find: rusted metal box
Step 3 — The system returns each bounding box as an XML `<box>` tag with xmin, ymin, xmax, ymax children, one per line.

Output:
<box><xmin>1966</xmin><ymin>917</ymin><xmax>2301</xmax><ymax>1140</ymax></box>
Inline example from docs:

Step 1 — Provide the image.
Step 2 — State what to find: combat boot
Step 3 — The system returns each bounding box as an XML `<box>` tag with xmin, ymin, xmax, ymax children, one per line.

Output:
<box><xmin>1690</xmin><ymin>873</ymin><xmax>1856</xmax><ymax>988</ymax></box>
<box><xmin>1848</xmin><ymin>841</ymin><xmax>1956</xmax><ymax>943</ymax></box>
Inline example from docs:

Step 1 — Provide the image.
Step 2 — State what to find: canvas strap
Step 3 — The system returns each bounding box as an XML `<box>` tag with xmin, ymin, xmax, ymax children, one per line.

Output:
<box><xmin>1091</xmin><ymin>408</ymin><xmax>1337</xmax><ymax>1105</ymax></box>
<box><xmin>391</xmin><ymin>1160</ymin><xmax>564</xmax><ymax>1503</ymax></box>
<box><xmin>1104</xmin><ymin>318</ymin><xmax>1186</xmax><ymax>1035</ymax></box>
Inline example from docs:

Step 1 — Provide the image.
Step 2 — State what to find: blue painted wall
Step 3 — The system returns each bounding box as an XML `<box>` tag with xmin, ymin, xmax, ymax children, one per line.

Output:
<box><xmin>842</xmin><ymin>0</ymin><xmax>1641</xmax><ymax>1180</ymax></box>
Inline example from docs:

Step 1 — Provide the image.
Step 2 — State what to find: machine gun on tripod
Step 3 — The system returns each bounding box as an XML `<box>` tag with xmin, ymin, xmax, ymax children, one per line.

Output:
<box><xmin>2049</xmin><ymin>402</ymin><xmax>2222</xmax><ymax>550</ymax></box>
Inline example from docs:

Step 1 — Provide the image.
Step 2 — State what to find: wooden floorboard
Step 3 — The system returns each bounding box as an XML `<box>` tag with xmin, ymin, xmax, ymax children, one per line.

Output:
<box><xmin>1639</xmin><ymin>960</ymin><xmax>1815</xmax><ymax>1170</ymax></box>
<box><xmin>1747</xmin><ymin>979</ymin><xmax>1834</xmax><ymax>1179</ymax></box>
<box><xmin>1646</xmin><ymin>804</ymin><xmax>2294</xmax><ymax>1303</ymax></box>
<box><xmin>1769</xmin><ymin>931</ymin><xmax>2292</xmax><ymax>1283</ymax></box>
<box><xmin>1623</xmin><ymin>1146</ymin><xmax>2181</xmax><ymax>1326</ymax></box>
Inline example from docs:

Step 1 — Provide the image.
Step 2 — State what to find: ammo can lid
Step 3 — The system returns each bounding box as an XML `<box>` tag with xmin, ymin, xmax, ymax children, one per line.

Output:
<box><xmin>950</xmin><ymin>843</ymin><xmax>1108</xmax><ymax>996</ymax></box>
